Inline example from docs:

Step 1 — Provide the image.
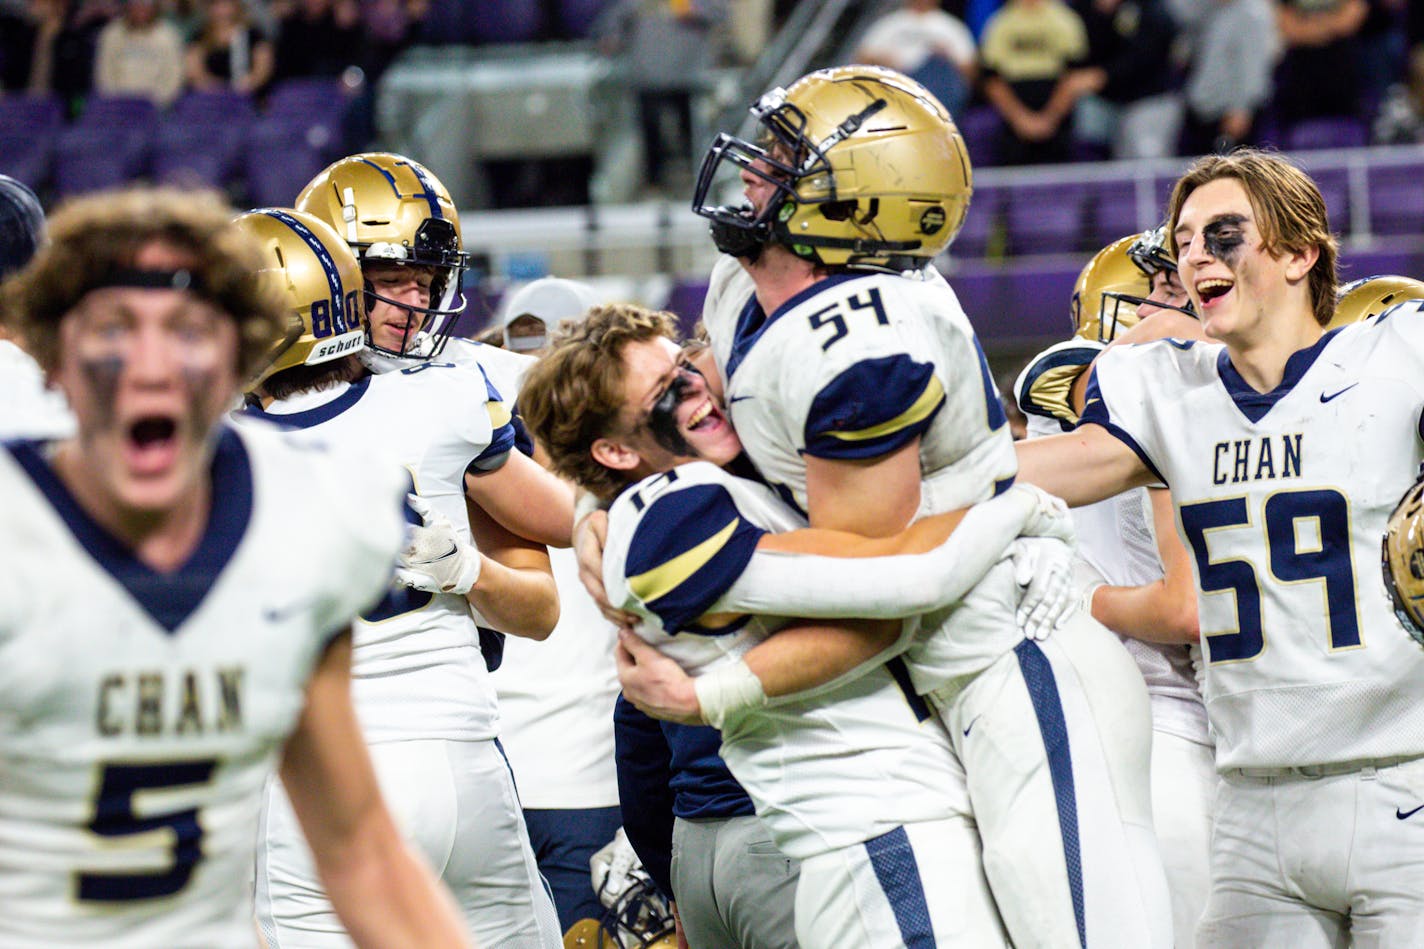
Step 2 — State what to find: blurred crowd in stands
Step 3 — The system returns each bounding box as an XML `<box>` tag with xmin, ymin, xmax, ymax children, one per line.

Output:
<box><xmin>863</xmin><ymin>0</ymin><xmax>1424</xmax><ymax>165</ymax></box>
<box><xmin>1</xmin><ymin>0</ymin><xmax>1422</xmax><ymax>214</ymax></box>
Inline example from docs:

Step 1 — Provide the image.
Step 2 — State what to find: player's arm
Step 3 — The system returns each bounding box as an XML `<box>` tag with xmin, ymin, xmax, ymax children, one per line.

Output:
<box><xmin>464</xmin><ymin>495</ymin><xmax>560</xmax><ymax>639</ymax></box>
<box><xmin>464</xmin><ymin>450</ymin><xmax>576</xmax><ymax>548</ymax></box>
<box><xmin>280</xmin><ymin>631</ymin><xmax>474</xmax><ymax>949</ymax></box>
<box><xmin>1014</xmin><ymin>423</ymin><xmax>1152</xmax><ymax>507</ymax></box>
<box><xmin>1086</xmin><ymin>487</ymin><xmax>1199</xmax><ymax>644</ymax></box>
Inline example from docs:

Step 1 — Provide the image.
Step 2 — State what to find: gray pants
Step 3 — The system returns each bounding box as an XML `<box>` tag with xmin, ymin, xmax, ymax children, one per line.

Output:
<box><xmin>671</xmin><ymin>815</ymin><xmax>800</xmax><ymax>949</ymax></box>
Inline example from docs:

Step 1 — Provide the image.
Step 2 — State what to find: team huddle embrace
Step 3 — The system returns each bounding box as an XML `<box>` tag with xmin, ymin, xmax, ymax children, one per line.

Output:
<box><xmin>2</xmin><ymin>62</ymin><xmax>1424</xmax><ymax>949</ymax></box>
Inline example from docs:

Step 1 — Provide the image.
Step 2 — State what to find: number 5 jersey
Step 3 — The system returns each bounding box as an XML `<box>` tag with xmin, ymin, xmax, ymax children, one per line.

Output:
<box><xmin>0</xmin><ymin>424</ymin><xmax>405</xmax><ymax>947</ymax></box>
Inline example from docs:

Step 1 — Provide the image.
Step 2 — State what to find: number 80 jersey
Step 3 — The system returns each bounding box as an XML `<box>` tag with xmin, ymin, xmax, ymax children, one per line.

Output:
<box><xmin>0</xmin><ymin>425</ymin><xmax>406</xmax><ymax>947</ymax></box>
<box><xmin>1081</xmin><ymin>308</ymin><xmax>1424</xmax><ymax>770</ymax></box>
<box><xmin>701</xmin><ymin>255</ymin><xmax>1017</xmax><ymax>518</ymax></box>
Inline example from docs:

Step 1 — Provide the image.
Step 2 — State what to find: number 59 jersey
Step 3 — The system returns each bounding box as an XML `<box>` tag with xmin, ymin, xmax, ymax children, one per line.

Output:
<box><xmin>1081</xmin><ymin>307</ymin><xmax>1424</xmax><ymax>770</ymax></box>
<box><xmin>0</xmin><ymin>424</ymin><xmax>405</xmax><ymax>947</ymax></box>
<box><xmin>701</xmin><ymin>254</ymin><xmax>1017</xmax><ymax>518</ymax></box>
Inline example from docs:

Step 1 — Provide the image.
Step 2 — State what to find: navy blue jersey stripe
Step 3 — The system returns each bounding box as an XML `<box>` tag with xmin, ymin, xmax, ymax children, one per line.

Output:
<box><xmin>1015</xmin><ymin>639</ymin><xmax>1086</xmax><ymax>949</ymax></box>
<box><xmin>864</xmin><ymin>826</ymin><xmax>935</xmax><ymax>948</ymax></box>
<box><xmin>8</xmin><ymin>427</ymin><xmax>254</xmax><ymax>633</ymax></box>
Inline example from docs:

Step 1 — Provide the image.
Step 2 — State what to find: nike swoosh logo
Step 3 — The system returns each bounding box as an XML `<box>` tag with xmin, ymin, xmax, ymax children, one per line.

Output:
<box><xmin>1320</xmin><ymin>384</ymin><xmax>1358</xmax><ymax>403</ymax></box>
<box><xmin>1397</xmin><ymin>804</ymin><xmax>1424</xmax><ymax>820</ymax></box>
<box><xmin>264</xmin><ymin>599</ymin><xmax>317</xmax><ymax>623</ymax></box>
<box><xmin>728</xmin><ymin>395</ymin><xmax>754</xmax><ymax>404</ymax></box>
<box><xmin>963</xmin><ymin>716</ymin><xmax>980</xmax><ymax>737</ymax></box>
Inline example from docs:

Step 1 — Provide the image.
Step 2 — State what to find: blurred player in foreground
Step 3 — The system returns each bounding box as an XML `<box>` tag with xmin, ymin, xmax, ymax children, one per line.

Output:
<box><xmin>0</xmin><ymin>186</ymin><xmax>471</xmax><ymax>948</ymax></box>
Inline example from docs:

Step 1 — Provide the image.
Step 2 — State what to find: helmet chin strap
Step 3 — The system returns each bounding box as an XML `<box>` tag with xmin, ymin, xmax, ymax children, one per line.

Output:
<box><xmin>709</xmin><ymin>212</ymin><xmax>768</xmax><ymax>262</ymax></box>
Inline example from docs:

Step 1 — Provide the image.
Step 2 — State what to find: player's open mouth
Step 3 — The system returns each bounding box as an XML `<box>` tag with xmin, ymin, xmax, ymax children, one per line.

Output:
<box><xmin>684</xmin><ymin>399</ymin><xmax>723</xmax><ymax>432</ymax></box>
<box><xmin>124</xmin><ymin>415</ymin><xmax>180</xmax><ymax>474</ymax></box>
<box><xmin>1195</xmin><ymin>278</ymin><xmax>1233</xmax><ymax>307</ymax></box>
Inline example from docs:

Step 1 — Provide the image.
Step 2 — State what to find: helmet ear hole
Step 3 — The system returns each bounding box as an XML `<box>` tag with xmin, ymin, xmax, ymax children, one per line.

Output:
<box><xmin>820</xmin><ymin>200</ymin><xmax>857</xmax><ymax>222</ymax></box>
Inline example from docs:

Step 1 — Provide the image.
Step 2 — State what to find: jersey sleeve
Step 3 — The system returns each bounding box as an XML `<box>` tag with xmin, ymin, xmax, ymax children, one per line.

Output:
<box><xmin>468</xmin><ymin>363</ymin><xmax>516</xmax><ymax>471</ymax></box>
<box><xmin>1015</xmin><ymin>339</ymin><xmax>1102</xmax><ymax>429</ymax></box>
<box><xmin>803</xmin><ymin>353</ymin><xmax>945</xmax><ymax>459</ymax></box>
<box><xmin>1077</xmin><ymin>346</ymin><xmax>1169</xmax><ymax>485</ymax></box>
<box><xmin>622</xmin><ymin>483</ymin><xmax>767</xmax><ymax>634</ymax></box>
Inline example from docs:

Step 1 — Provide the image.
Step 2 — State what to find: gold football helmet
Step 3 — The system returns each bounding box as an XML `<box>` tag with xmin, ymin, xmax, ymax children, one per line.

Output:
<box><xmin>1072</xmin><ymin>227</ymin><xmax>1193</xmax><ymax>343</ymax></box>
<box><xmin>562</xmin><ymin>872</ymin><xmax>676</xmax><ymax>949</ymax></box>
<box><xmin>692</xmin><ymin>65</ymin><xmax>972</xmax><ymax>270</ymax></box>
<box><xmin>1383</xmin><ymin>469</ymin><xmax>1424</xmax><ymax>648</ymax></box>
<box><xmin>234</xmin><ymin>207</ymin><xmax>366</xmax><ymax>388</ymax></box>
<box><xmin>1330</xmin><ymin>274</ymin><xmax>1424</xmax><ymax>329</ymax></box>
<box><xmin>295</xmin><ymin>152</ymin><xmax>468</xmax><ymax>358</ymax></box>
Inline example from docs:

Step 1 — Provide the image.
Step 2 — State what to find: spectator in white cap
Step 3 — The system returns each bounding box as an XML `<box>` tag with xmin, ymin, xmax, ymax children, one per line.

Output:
<box><xmin>502</xmin><ymin>277</ymin><xmax>603</xmax><ymax>354</ymax></box>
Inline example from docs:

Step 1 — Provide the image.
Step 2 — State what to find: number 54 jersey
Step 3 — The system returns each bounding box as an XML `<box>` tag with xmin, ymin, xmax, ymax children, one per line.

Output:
<box><xmin>701</xmin><ymin>254</ymin><xmax>1017</xmax><ymax>518</ymax></box>
<box><xmin>0</xmin><ymin>424</ymin><xmax>405</xmax><ymax>947</ymax></box>
<box><xmin>1081</xmin><ymin>307</ymin><xmax>1424</xmax><ymax>771</ymax></box>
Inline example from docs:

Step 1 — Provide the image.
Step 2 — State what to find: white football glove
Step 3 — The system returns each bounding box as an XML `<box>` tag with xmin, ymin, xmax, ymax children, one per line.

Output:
<box><xmin>395</xmin><ymin>494</ymin><xmax>482</xmax><ymax>596</ymax></box>
<box><xmin>1010</xmin><ymin>536</ymin><xmax>1075</xmax><ymax>641</ymax></box>
<box><xmin>1071</xmin><ymin>556</ymin><xmax>1107</xmax><ymax>624</ymax></box>
<box><xmin>1009</xmin><ymin>482</ymin><xmax>1075</xmax><ymax>546</ymax></box>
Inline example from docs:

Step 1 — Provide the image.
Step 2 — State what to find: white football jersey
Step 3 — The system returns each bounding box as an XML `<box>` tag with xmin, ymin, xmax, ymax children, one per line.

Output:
<box><xmin>1083</xmin><ymin>306</ymin><xmax>1424</xmax><ymax>769</ymax></box>
<box><xmin>0</xmin><ymin>340</ymin><xmax>75</xmax><ymax>440</ymax></box>
<box><xmin>603</xmin><ymin>461</ymin><xmax>968</xmax><ymax>859</ymax></box>
<box><xmin>233</xmin><ymin>363</ymin><xmax>514</xmax><ymax>743</ymax></box>
<box><xmin>1018</xmin><ymin>343</ymin><xmax>1207</xmax><ymax>743</ymax></box>
<box><xmin>0</xmin><ymin>424</ymin><xmax>404</xmax><ymax>947</ymax></box>
<box><xmin>701</xmin><ymin>255</ymin><xmax>1024</xmax><ymax>689</ymax></box>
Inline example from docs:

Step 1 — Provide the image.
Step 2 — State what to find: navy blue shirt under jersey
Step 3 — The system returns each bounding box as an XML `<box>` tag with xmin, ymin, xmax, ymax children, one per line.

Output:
<box><xmin>613</xmin><ymin>696</ymin><xmax>755</xmax><ymax>898</ymax></box>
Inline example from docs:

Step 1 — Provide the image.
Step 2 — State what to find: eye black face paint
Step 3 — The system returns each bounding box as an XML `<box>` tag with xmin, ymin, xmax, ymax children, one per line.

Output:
<box><xmin>1203</xmin><ymin>215</ymin><xmax>1247</xmax><ymax>265</ymax></box>
<box><xmin>78</xmin><ymin>355</ymin><xmax>125</xmax><ymax>430</ymax></box>
<box><xmin>646</xmin><ymin>369</ymin><xmax>698</xmax><ymax>456</ymax></box>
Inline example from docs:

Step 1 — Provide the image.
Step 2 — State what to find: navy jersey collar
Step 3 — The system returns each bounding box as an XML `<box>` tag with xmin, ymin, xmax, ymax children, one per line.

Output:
<box><xmin>724</xmin><ymin>272</ymin><xmax>871</xmax><ymax>380</ymax></box>
<box><xmin>1217</xmin><ymin>328</ymin><xmax>1343</xmax><ymax>423</ymax></box>
<box><xmin>237</xmin><ymin>375</ymin><xmax>371</xmax><ymax>429</ymax></box>
<box><xmin>7</xmin><ymin>426</ymin><xmax>255</xmax><ymax>633</ymax></box>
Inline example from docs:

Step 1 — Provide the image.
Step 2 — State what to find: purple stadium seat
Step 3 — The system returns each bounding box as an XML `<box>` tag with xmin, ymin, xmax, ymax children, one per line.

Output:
<box><xmin>264</xmin><ymin>77</ymin><xmax>345</xmax><ymax>117</ymax></box>
<box><xmin>1004</xmin><ymin>183</ymin><xmax>1089</xmax><ymax>256</ymax></box>
<box><xmin>0</xmin><ymin>95</ymin><xmax>63</xmax><ymax>188</ymax></box>
<box><xmin>558</xmin><ymin>0</ymin><xmax>611</xmax><ymax>37</ymax></box>
<box><xmin>154</xmin><ymin>92</ymin><xmax>254</xmax><ymax>190</ymax></box>
<box><xmin>662</xmin><ymin>279</ymin><xmax>709</xmax><ymax>337</ymax></box>
<box><xmin>952</xmin><ymin>184</ymin><xmax>1002</xmax><ymax>259</ymax></box>
<box><xmin>78</xmin><ymin>94</ymin><xmax>158</xmax><ymax>132</ymax></box>
<box><xmin>469</xmin><ymin>0</ymin><xmax>543</xmax><ymax>43</ymax></box>
<box><xmin>54</xmin><ymin>124</ymin><xmax>148</xmax><ymax>197</ymax></box>
<box><xmin>243</xmin><ymin>117</ymin><xmax>331</xmax><ymax>208</ymax></box>
<box><xmin>1004</xmin><ymin>262</ymin><xmax>1081</xmax><ymax>337</ymax></box>
<box><xmin>1284</xmin><ymin>117</ymin><xmax>1368</xmax><ymax>151</ymax></box>
<box><xmin>956</xmin><ymin>105</ymin><xmax>1001</xmax><ymax>170</ymax></box>
<box><xmin>1306</xmin><ymin>166</ymin><xmax>1350</xmax><ymax>232</ymax></box>
<box><xmin>1089</xmin><ymin>180</ymin><xmax>1141</xmax><ymax>249</ymax></box>
<box><xmin>1367</xmin><ymin>163</ymin><xmax>1424</xmax><ymax>237</ymax></box>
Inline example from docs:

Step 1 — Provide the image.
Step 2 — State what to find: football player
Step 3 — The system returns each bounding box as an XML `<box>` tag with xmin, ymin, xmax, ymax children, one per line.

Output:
<box><xmin>595</xmin><ymin>65</ymin><xmax>1170</xmax><ymax>948</ymax></box>
<box><xmin>521</xmin><ymin>301</ymin><xmax>1087</xmax><ymax>948</ymax></box>
<box><xmin>0</xmin><ymin>186</ymin><xmax>470</xmax><ymax>948</ymax></box>
<box><xmin>294</xmin><ymin>153</ymin><xmax>573</xmax><ymax>550</ymax></box>
<box><xmin>231</xmin><ymin>208</ymin><xmax>562</xmax><ymax>948</ymax></box>
<box><xmin>0</xmin><ymin>173</ymin><xmax>74</xmax><ymax>440</ymax></box>
<box><xmin>1016</xmin><ymin>148</ymin><xmax>1424</xmax><ymax>947</ymax></box>
<box><xmin>1016</xmin><ymin>229</ymin><xmax>1214</xmax><ymax>949</ymax></box>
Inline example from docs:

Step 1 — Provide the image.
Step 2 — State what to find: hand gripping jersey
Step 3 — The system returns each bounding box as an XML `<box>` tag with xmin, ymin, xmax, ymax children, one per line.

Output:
<box><xmin>234</xmin><ymin>363</ymin><xmax>514</xmax><ymax>743</ymax></box>
<box><xmin>701</xmin><ymin>255</ymin><xmax>1023</xmax><ymax>690</ymax></box>
<box><xmin>603</xmin><ymin>462</ymin><xmax>969</xmax><ymax>859</ymax></box>
<box><xmin>1081</xmin><ymin>305</ymin><xmax>1424</xmax><ymax>769</ymax></box>
<box><xmin>0</xmin><ymin>424</ymin><xmax>404</xmax><ymax>947</ymax></box>
<box><xmin>1018</xmin><ymin>340</ymin><xmax>1207</xmax><ymax>743</ymax></box>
